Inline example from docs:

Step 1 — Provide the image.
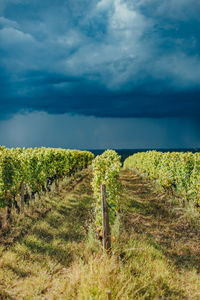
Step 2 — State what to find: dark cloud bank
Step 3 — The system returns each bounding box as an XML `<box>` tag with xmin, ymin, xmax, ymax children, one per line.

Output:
<box><xmin>0</xmin><ymin>0</ymin><xmax>200</xmax><ymax>120</ymax></box>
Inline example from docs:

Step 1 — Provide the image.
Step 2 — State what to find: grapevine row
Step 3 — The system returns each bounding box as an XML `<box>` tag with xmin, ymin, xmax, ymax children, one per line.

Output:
<box><xmin>124</xmin><ymin>151</ymin><xmax>200</xmax><ymax>208</ymax></box>
<box><xmin>92</xmin><ymin>150</ymin><xmax>121</xmax><ymax>235</ymax></box>
<box><xmin>0</xmin><ymin>146</ymin><xmax>94</xmax><ymax>218</ymax></box>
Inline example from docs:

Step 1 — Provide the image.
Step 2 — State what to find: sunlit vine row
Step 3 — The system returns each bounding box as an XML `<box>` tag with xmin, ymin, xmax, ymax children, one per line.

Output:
<box><xmin>0</xmin><ymin>146</ymin><xmax>94</xmax><ymax>216</ymax></box>
<box><xmin>92</xmin><ymin>150</ymin><xmax>121</xmax><ymax>233</ymax></box>
<box><xmin>124</xmin><ymin>151</ymin><xmax>200</xmax><ymax>209</ymax></box>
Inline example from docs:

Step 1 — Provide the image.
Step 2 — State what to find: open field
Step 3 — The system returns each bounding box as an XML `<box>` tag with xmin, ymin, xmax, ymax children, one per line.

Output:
<box><xmin>0</xmin><ymin>168</ymin><xmax>199</xmax><ymax>299</ymax></box>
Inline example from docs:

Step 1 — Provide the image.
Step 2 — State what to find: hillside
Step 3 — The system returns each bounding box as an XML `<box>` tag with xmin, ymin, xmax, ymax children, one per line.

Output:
<box><xmin>0</xmin><ymin>169</ymin><xmax>200</xmax><ymax>299</ymax></box>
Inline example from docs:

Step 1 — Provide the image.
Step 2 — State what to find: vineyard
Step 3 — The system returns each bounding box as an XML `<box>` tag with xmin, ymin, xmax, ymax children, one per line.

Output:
<box><xmin>0</xmin><ymin>148</ymin><xmax>200</xmax><ymax>299</ymax></box>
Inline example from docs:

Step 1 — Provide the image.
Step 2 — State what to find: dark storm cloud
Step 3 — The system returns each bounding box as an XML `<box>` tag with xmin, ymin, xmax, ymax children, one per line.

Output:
<box><xmin>0</xmin><ymin>0</ymin><xmax>200</xmax><ymax>119</ymax></box>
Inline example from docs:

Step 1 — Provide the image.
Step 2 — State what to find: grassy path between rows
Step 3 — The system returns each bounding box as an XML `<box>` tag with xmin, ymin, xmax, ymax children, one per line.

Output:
<box><xmin>0</xmin><ymin>169</ymin><xmax>200</xmax><ymax>299</ymax></box>
<box><xmin>0</xmin><ymin>170</ymin><xmax>95</xmax><ymax>299</ymax></box>
<box><xmin>119</xmin><ymin>170</ymin><xmax>200</xmax><ymax>299</ymax></box>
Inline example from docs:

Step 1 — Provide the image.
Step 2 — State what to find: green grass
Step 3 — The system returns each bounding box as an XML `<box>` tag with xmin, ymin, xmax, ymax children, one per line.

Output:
<box><xmin>0</xmin><ymin>170</ymin><xmax>95</xmax><ymax>298</ymax></box>
<box><xmin>0</xmin><ymin>168</ymin><xmax>200</xmax><ymax>299</ymax></box>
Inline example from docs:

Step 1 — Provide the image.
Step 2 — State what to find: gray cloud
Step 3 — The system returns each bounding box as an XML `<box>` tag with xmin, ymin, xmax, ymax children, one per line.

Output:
<box><xmin>0</xmin><ymin>0</ymin><xmax>200</xmax><ymax>119</ymax></box>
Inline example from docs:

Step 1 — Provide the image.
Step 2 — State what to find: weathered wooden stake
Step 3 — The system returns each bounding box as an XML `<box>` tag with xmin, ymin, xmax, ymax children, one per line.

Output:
<box><xmin>101</xmin><ymin>184</ymin><xmax>111</xmax><ymax>253</ymax></box>
<box><xmin>20</xmin><ymin>182</ymin><xmax>25</xmax><ymax>213</ymax></box>
<box><xmin>13</xmin><ymin>195</ymin><xmax>20</xmax><ymax>214</ymax></box>
<box><xmin>6</xmin><ymin>198</ymin><xmax>12</xmax><ymax>222</ymax></box>
<box><xmin>106</xmin><ymin>289</ymin><xmax>112</xmax><ymax>300</ymax></box>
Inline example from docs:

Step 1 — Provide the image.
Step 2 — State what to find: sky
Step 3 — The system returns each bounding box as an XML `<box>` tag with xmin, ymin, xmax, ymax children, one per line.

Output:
<box><xmin>0</xmin><ymin>0</ymin><xmax>200</xmax><ymax>149</ymax></box>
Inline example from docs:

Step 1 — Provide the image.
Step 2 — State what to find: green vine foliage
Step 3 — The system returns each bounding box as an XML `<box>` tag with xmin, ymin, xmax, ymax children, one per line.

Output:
<box><xmin>124</xmin><ymin>151</ymin><xmax>200</xmax><ymax>211</ymax></box>
<box><xmin>92</xmin><ymin>150</ymin><xmax>122</xmax><ymax>228</ymax></box>
<box><xmin>0</xmin><ymin>147</ymin><xmax>94</xmax><ymax>209</ymax></box>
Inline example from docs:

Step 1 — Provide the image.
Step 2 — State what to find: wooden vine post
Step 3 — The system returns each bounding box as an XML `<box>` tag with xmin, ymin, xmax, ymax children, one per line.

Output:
<box><xmin>20</xmin><ymin>182</ymin><xmax>25</xmax><ymax>213</ymax></box>
<box><xmin>106</xmin><ymin>289</ymin><xmax>112</xmax><ymax>300</ymax></box>
<box><xmin>101</xmin><ymin>184</ymin><xmax>111</xmax><ymax>253</ymax></box>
